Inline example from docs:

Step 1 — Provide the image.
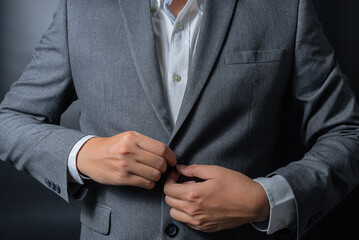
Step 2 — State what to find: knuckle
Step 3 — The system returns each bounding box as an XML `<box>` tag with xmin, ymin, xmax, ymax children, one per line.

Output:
<box><xmin>197</xmin><ymin>198</ymin><xmax>204</xmax><ymax>208</ymax></box>
<box><xmin>152</xmin><ymin>170</ymin><xmax>161</xmax><ymax>181</ymax></box>
<box><xmin>142</xmin><ymin>180</ymin><xmax>150</xmax><ymax>188</ymax></box>
<box><xmin>121</xmin><ymin>131</ymin><xmax>137</xmax><ymax>142</ymax></box>
<box><xmin>158</xmin><ymin>158</ymin><xmax>167</xmax><ymax>172</ymax></box>
<box><xmin>196</xmin><ymin>216</ymin><xmax>206</xmax><ymax>227</ymax></box>
<box><xmin>115</xmin><ymin>172</ymin><xmax>127</xmax><ymax>183</ymax></box>
<box><xmin>144</xmin><ymin>180</ymin><xmax>155</xmax><ymax>189</ymax></box>
<box><xmin>169</xmin><ymin>208</ymin><xmax>176</xmax><ymax>218</ymax></box>
<box><xmin>187</xmin><ymin>207</ymin><xmax>198</xmax><ymax>217</ymax></box>
<box><xmin>186</xmin><ymin>190</ymin><xmax>198</xmax><ymax>202</ymax></box>
<box><xmin>117</xmin><ymin>160</ymin><xmax>129</xmax><ymax>170</ymax></box>
<box><xmin>193</xmin><ymin>218</ymin><xmax>203</xmax><ymax>227</ymax></box>
<box><xmin>117</xmin><ymin>144</ymin><xmax>132</xmax><ymax>155</ymax></box>
<box><xmin>157</xmin><ymin>143</ymin><xmax>167</xmax><ymax>156</ymax></box>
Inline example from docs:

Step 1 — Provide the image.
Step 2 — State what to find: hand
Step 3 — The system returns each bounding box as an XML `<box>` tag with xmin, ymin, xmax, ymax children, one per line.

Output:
<box><xmin>164</xmin><ymin>164</ymin><xmax>270</xmax><ymax>232</ymax></box>
<box><xmin>77</xmin><ymin>131</ymin><xmax>177</xmax><ymax>189</ymax></box>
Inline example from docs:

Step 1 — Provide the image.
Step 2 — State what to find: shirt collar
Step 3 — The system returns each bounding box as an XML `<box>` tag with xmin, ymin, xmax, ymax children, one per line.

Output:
<box><xmin>150</xmin><ymin>0</ymin><xmax>204</xmax><ymax>16</ymax></box>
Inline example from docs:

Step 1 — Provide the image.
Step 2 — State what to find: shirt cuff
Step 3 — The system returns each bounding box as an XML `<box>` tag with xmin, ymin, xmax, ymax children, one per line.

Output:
<box><xmin>252</xmin><ymin>175</ymin><xmax>297</xmax><ymax>234</ymax></box>
<box><xmin>67</xmin><ymin>135</ymin><xmax>96</xmax><ymax>184</ymax></box>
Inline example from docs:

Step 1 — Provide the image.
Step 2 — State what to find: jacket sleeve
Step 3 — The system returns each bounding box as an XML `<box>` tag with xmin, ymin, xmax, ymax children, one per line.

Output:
<box><xmin>0</xmin><ymin>0</ymin><xmax>87</xmax><ymax>202</ymax></box>
<box><xmin>274</xmin><ymin>0</ymin><xmax>359</xmax><ymax>238</ymax></box>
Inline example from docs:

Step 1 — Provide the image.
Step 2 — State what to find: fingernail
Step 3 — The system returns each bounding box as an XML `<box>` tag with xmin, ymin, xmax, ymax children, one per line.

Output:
<box><xmin>176</xmin><ymin>164</ymin><xmax>186</xmax><ymax>169</ymax></box>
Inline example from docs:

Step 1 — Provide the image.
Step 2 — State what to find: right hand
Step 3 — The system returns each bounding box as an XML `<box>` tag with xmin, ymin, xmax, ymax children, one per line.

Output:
<box><xmin>77</xmin><ymin>131</ymin><xmax>177</xmax><ymax>189</ymax></box>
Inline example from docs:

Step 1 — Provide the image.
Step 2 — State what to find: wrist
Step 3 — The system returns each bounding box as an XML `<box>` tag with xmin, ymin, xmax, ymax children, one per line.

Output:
<box><xmin>77</xmin><ymin>137</ymin><xmax>103</xmax><ymax>176</ymax></box>
<box><xmin>251</xmin><ymin>180</ymin><xmax>270</xmax><ymax>222</ymax></box>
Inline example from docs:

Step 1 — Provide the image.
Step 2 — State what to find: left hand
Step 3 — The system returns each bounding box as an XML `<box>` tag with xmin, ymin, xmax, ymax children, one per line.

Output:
<box><xmin>163</xmin><ymin>164</ymin><xmax>270</xmax><ymax>232</ymax></box>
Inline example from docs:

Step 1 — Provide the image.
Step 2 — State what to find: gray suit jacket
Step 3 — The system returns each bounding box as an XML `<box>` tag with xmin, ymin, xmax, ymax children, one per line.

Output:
<box><xmin>1</xmin><ymin>0</ymin><xmax>359</xmax><ymax>239</ymax></box>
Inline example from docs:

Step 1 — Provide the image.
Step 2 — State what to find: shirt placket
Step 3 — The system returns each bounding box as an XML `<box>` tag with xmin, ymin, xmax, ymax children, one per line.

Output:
<box><xmin>167</xmin><ymin>0</ymin><xmax>191</xmax><ymax>124</ymax></box>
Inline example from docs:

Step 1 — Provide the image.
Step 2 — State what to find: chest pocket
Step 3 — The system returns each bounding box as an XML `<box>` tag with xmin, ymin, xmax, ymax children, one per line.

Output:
<box><xmin>225</xmin><ymin>49</ymin><xmax>287</xmax><ymax>65</ymax></box>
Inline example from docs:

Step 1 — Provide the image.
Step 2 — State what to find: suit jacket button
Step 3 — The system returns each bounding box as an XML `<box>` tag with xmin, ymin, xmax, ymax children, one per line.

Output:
<box><xmin>55</xmin><ymin>185</ymin><xmax>61</xmax><ymax>194</ymax></box>
<box><xmin>45</xmin><ymin>179</ymin><xmax>50</xmax><ymax>186</ymax></box>
<box><xmin>165</xmin><ymin>223</ymin><xmax>178</xmax><ymax>237</ymax></box>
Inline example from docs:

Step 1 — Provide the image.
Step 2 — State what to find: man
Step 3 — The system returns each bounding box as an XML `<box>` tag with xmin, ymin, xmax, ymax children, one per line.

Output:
<box><xmin>0</xmin><ymin>0</ymin><xmax>359</xmax><ymax>239</ymax></box>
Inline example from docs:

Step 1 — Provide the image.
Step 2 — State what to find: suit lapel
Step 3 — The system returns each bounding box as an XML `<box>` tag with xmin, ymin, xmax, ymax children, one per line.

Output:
<box><xmin>118</xmin><ymin>0</ymin><xmax>173</xmax><ymax>136</ymax></box>
<box><xmin>169</xmin><ymin>0</ymin><xmax>237</xmax><ymax>144</ymax></box>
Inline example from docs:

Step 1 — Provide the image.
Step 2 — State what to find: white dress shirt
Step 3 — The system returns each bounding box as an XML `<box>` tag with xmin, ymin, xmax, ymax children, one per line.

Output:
<box><xmin>68</xmin><ymin>0</ymin><xmax>296</xmax><ymax>234</ymax></box>
<box><xmin>151</xmin><ymin>0</ymin><xmax>203</xmax><ymax>124</ymax></box>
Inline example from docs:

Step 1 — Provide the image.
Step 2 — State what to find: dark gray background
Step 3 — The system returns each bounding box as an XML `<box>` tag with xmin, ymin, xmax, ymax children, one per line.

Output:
<box><xmin>0</xmin><ymin>0</ymin><xmax>358</xmax><ymax>239</ymax></box>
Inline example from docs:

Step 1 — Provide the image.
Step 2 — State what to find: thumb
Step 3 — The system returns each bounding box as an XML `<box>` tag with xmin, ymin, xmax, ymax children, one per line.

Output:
<box><xmin>164</xmin><ymin>170</ymin><xmax>180</xmax><ymax>186</ymax></box>
<box><xmin>176</xmin><ymin>164</ymin><xmax>217</xmax><ymax>180</ymax></box>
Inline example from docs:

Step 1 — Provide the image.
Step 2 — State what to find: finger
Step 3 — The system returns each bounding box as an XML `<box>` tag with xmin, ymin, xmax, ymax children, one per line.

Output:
<box><xmin>176</xmin><ymin>164</ymin><xmax>218</xmax><ymax>180</ymax></box>
<box><xmin>136</xmin><ymin>134</ymin><xmax>177</xmax><ymax>166</ymax></box>
<box><xmin>123</xmin><ymin>174</ymin><xmax>156</xmax><ymax>189</ymax></box>
<box><xmin>129</xmin><ymin>161</ymin><xmax>162</xmax><ymax>182</ymax></box>
<box><xmin>164</xmin><ymin>171</ymin><xmax>190</xmax><ymax>199</ymax></box>
<box><xmin>169</xmin><ymin>207</ymin><xmax>193</xmax><ymax>224</ymax></box>
<box><xmin>165</xmin><ymin>195</ymin><xmax>189</xmax><ymax>213</ymax></box>
<box><xmin>135</xmin><ymin>148</ymin><xmax>167</xmax><ymax>173</ymax></box>
<box><xmin>186</xmin><ymin>223</ymin><xmax>202</xmax><ymax>231</ymax></box>
<box><xmin>183</xmin><ymin>181</ymin><xmax>196</xmax><ymax>184</ymax></box>
<box><xmin>164</xmin><ymin>183</ymin><xmax>194</xmax><ymax>201</ymax></box>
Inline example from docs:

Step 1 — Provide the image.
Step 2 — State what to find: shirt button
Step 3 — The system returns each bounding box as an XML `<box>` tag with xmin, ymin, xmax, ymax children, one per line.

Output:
<box><xmin>165</xmin><ymin>223</ymin><xmax>178</xmax><ymax>237</ymax></box>
<box><xmin>173</xmin><ymin>74</ymin><xmax>181</xmax><ymax>82</ymax></box>
<box><xmin>177</xmin><ymin>22</ymin><xmax>184</xmax><ymax>30</ymax></box>
<box><xmin>151</xmin><ymin>3</ymin><xmax>158</xmax><ymax>12</ymax></box>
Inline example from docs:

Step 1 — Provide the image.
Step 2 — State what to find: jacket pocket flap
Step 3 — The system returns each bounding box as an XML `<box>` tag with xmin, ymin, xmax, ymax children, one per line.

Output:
<box><xmin>80</xmin><ymin>201</ymin><xmax>111</xmax><ymax>235</ymax></box>
<box><xmin>225</xmin><ymin>49</ymin><xmax>286</xmax><ymax>64</ymax></box>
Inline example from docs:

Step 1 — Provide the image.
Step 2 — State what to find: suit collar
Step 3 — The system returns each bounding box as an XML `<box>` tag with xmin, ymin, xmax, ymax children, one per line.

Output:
<box><xmin>118</xmin><ymin>0</ymin><xmax>174</xmax><ymax>136</ymax></box>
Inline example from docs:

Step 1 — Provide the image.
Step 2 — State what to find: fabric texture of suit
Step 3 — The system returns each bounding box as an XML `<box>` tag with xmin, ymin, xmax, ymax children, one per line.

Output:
<box><xmin>1</xmin><ymin>0</ymin><xmax>359</xmax><ymax>239</ymax></box>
